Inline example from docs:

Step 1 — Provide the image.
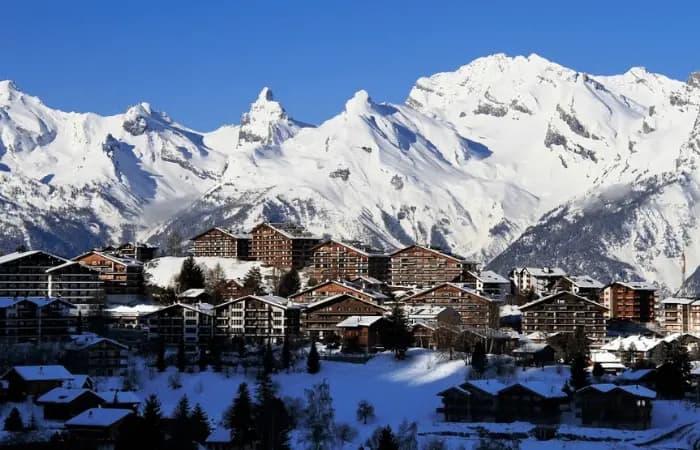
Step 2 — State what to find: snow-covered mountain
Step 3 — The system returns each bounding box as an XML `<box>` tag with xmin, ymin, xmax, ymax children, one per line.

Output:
<box><xmin>3</xmin><ymin>53</ymin><xmax>700</xmax><ymax>291</ymax></box>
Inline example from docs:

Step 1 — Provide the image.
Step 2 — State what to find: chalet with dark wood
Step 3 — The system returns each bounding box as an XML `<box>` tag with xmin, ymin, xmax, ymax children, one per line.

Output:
<box><xmin>64</xmin><ymin>335</ymin><xmax>129</xmax><ymax>377</ymax></box>
<box><xmin>408</xmin><ymin>305</ymin><xmax>461</xmax><ymax>350</ymax></box>
<box><xmin>72</xmin><ymin>251</ymin><xmax>144</xmax><ymax>297</ymax></box>
<box><xmin>0</xmin><ymin>250</ymin><xmax>67</xmax><ymax>298</ymax></box>
<box><xmin>97</xmin><ymin>390</ymin><xmax>142</xmax><ymax>412</ymax></box>
<box><xmin>1</xmin><ymin>365</ymin><xmax>74</xmax><ymax>400</ymax></box>
<box><xmin>214</xmin><ymin>295</ymin><xmax>301</xmax><ymax>344</ymax></box>
<box><xmin>576</xmin><ymin>384</ymin><xmax>655</xmax><ymax>429</ymax></box>
<box><xmin>250</xmin><ymin>223</ymin><xmax>320</xmax><ymax>269</ymax></box>
<box><xmin>336</xmin><ymin>316</ymin><xmax>388</xmax><ymax>352</ymax></box>
<box><xmin>178</xmin><ymin>288</ymin><xmax>210</xmax><ymax>304</ymax></box>
<box><xmin>103</xmin><ymin>242</ymin><xmax>158</xmax><ymax>262</ymax></box>
<box><xmin>496</xmin><ymin>382</ymin><xmax>567</xmax><ymax>424</ymax></box>
<box><xmin>302</xmin><ymin>293</ymin><xmax>388</xmax><ymax>341</ymax></box>
<box><xmin>403</xmin><ymin>283</ymin><xmax>501</xmax><ymax>328</ymax></box>
<box><xmin>437</xmin><ymin>380</ymin><xmax>506</xmax><ymax>422</ymax></box>
<box><xmin>462</xmin><ymin>270</ymin><xmax>511</xmax><ymax>299</ymax></box>
<box><xmin>519</xmin><ymin>291</ymin><xmax>607</xmax><ymax>342</ymax></box>
<box><xmin>290</xmin><ymin>279</ymin><xmax>388</xmax><ymax>304</ymax></box>
<box><xmin>36</xmin><ymin>388</ymin><xmax>105</xmax><ymax>421</ymax></box>
<box><xmin>47</xmin><ymin>261</ymin><xmax>105</xmax><ymax>317</ymax></box>
<box><xmin>0</xmin><ymin>297</ymin><xmax>75</xmax><ymax>343</ymax></box>
<box><xmin>64</xmin><ymin>408</ymin><xmax>134</xmax><ymax>444</ymax></box>
<box><xmin>556</xmin><ymin>275</ymin><xmax>604</xmax><ymax>302</ymax></box>
<box><xmin>190</xmin><ymin>227</ymin><xmax>251</xmax><ymax>259</ymax></box>
<box><xmin>389</xmin><ymin>245</ymin><xmax>479</xmax><ymax>288</ymax></box>
<box><xmin>308</xmin><ymin>240</ymin><xmax>390</xmax><ymax>283</ymax></box>
<box><xmin>602</xmin><ymin>281</ymin><xmax>657</xmax><ymax>323</ymax></box>
<box><xmin>144</xmin><ymin>303</ymin><xmax>214</xmax><ymax>351</ymax></box>
<box><xmin>512</xmin><ymin>343</ymin><xmax>556</xmax><ymax>366</ymax></box>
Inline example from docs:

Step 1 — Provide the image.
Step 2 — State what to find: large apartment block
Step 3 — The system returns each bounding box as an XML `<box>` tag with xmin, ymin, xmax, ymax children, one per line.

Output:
<box><xmin>0</xmin><ymin>251</ymin><xmax>66</xmax><ymax>298</ymax></box>
<box><xmin>519</xmin><ymin>291</ymin><xmax>607</xmax><ymax>342</ymax></box>
<box><xmin>189</xmin><ymin>227</ymin><xmax>251</xmax><ymax>259</ymax></box>
<box><xmin>214</xmin><ymin>295</ymin><xmax>301</xmax><ymax>344</ymax></box>
<box><xmin>0</xmin><ymin>297</ymin><xmax>75</xmax><ymax>343</ymax></box>
<box><xmin>250</xmin><ymin>223</ymin><xmax>320</xmax><ymax>269</ymax></box>
<box><xmin>144</xmin><ymin>303</ymin><xmax>214</xmax><ymax>350</ymax></box>
<box><xmin>389</xmin><ymin>245</ymin><xmax>479</xmax><ymax>288</ymax></box>
<box><xmin>307</xmin><ymin>240</ymin><xmax>390</xmax><ymax>282</ymax></box>
<box><xmin>403</xmin><ymin>283</ymin><xmax>501</xmax><ymax>328</ymax></box>
<box><xmin>72</xmin><ymin>251</ymin><xmax>144</xmax><ymax>298</ymax></box>
<box><xmin>509</xmin><ymin>267</ymin><xmax>567</xmax><ymax>297</ymax></box>
<box><xmin>602</xmin><ymin>281</ymin><xmax>657</xmax><ymax>323</ymax></box>
<box><xmin>659</xmin><ymin>297</ymin><xmax>700</xmax><ymax>334</ymax></box>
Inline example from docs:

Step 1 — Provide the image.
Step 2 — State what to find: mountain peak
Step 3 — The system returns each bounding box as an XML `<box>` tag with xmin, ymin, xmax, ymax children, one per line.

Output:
<box><xmin>257</xmin><ymin>87</ymin><xmax>274</xmax><ymax>102</ymax></box>
<box><xmin>344</xmin><ymin>90</ymin><xmax>373</xmax><ymax>114</ymax></box>
<box><xmin>0</xmin><ymin>80</ymin><xmax>21</xmax><ymax>102</ymax></box>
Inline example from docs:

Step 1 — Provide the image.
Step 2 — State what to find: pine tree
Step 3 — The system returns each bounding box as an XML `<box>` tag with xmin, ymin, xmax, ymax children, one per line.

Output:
<box><xmin>570</xmin><ymin>354</ymin><xmax>589</xmax><ymax>390</ymax></box>
<box><xmin>281</xmin><ymin>337</ymin><xmax>292</xmax><ymax>371</ymax></box>
<box><xmin>166</xmin><ymin>231</ymin><xmax>184</xmax><ymax>256</ymax></box>
<box><xmin>142</xmin><ymin>394</ymin><xmax>163</xmax><ymax>448</ymax></box>
<box><xmin>471</xmin><ymin>341</ymin><xmax>487</xmax><ymax>375</ymax></box>
<box><xmin>254</xmin><ymin>371</ymin><xmax>291</xmax><ymax>450</ymax></box>
<box><xmin>396</xmin><ymin>420</ymin><xmax>417</xmax><ymax>450</ymax></box>
<box><xmin>301</xmin><ymin>380</ymin><xmax>335</xmax><ymax>450</ymax></box>
<box><xmin>276</xmin><ymin>268</ymin><xmax>301</xmax><ymax>298</ymax></box>
<box><xmin>189</xmin><ymin>404</ymin><xmax>211</xmax><ymax>444</ymax></box>
<box><xmin>205</xmin><ymin>263</ymin><xmax>229</xmax><ymax>304</ymax></box>
<box><xmin>307</xmin><ymin>341</ymin><xmax>321</xmax><ymax>374</ymax></box>
<box><xmin>156</xmin><ymin>338</ymin><xmax>166</xmax><ymax>372</ymax></box>
<box><xmin>376</xmin><ymin>426</ymin><xmax>399</xmax><ymax>450</ymax></box>
<box><xmin>177</xmin><ymin>338</ymin><xmax>187</xmax><ymax>372</ymax></box>
<box><xmin>243</xmin><ymin>267</ymin><xmax>265</xmax><ymax>295</ymax></box>
<box><xmin>356</xmin><ymin>400</ymin><xmax>375</xmax><ymax>424</ymax></box>
<box><xmin>178</xmin><ymin>255</ymin><xmax>205</xmax><ymax>292</ymax></box>
<box><xmin>384</xmin><ymin>304</ymin><xmax>411</xmax><ymax>359</ymax></box>
<box><xmin>3</xmin><ymin>407</ymin><xmax>23</xmax><ymax>432</ymax></box>
<box><xmin>262</xmin><ymin>342</ymin><xmax>276</xmax><ymax>374</ymax></box>
<box><xmin>225</xmin><ymin>383</ymin><xmax>257</xmax><ymax>448</ymax></box>
<box><xmin>172</xmin><ymin>395</ymin><xmax>194</xmax><ymax>449</ymax></box>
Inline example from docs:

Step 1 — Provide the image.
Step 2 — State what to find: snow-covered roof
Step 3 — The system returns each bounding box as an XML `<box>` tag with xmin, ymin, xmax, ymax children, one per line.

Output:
<box><xmin>511</xmin><ymin>381</ymin><xmax>567</xmax><ymax>399</ymax></box>
<box><xmin>64</xmin><ymin>375</ymin><xmax>93</xmax><ymax>389</ymax></box>
<box><xmin>389</xmin><ymin>244</ymin><xmax>469</xmax><ymax>263</ymax></box>
<box><xmin>0</xmin><ymin>250</ymin><xmax>67</xmax><ymax>266</ymax></box>
<box><xmin>45</xmin><ymin>260</ymin><xmax>101</xmax><ymax>273</ymax></box>
<box><xmin>601</xmin><ymin>335</ymin><xmax>662</xmax><ymax>352</ymax></box>
<box><xmin>97</xmin><ymin>390</ymin><xmax>142</xmax><ymax>405</ymax></box>
<box><xmin>404</xmin><ymin>282</ymin><xmax>498</xmax><ymax>303</ymax></box>
<box><xmin>69</xmin><ymin>334</ymin><xmax>128</xmax><ymax>351</ymax></box>
<box><xmin>291</xmin><ymin>279</ymin><xmax>389</xmax><ymax>301</ymax></box>
<box><xmin>37</xmin><ymin>388</ymin><xmax>100</xmax><ymax>404</ymax></box>
<box><xmin>4</xmin><ymin>365</ymin><xmax>73</xmax><ymax>381</ymax></box>
<box><xmin>73</xmin><ymin>251</ymin><xmax>143</xmax><ymax>268</ymax></box>
<box><xmin>520</xmin><ymin>291</ymin><xmax>606</xmax><ymax>311</ymax></box>
<box><xmin>523</xmin><ymin>267</ymin><xmax>566</xmax><ymax>277</ymax></box>
<box><xmin>0</xmin><ymin>297</ymin><xmax>75</xmax><ymax>309</ymax></box>
<box><xmin>406</xmin><ymin>305</ymin><xmax>449</xmax><ymax>318</ymax></box>
<box><xmin>144</xmin><ymin>302</ymin><xmax>214</xmax><ymax>317</ymax></box>
<box><xmin>661</xmin><ymin>297</ymin><xmax>697</xmax><ymax>305</ymax></box>
<box><xmin>468</xmin><ymin>270</ymin><xmax>509</xmax><ymax>284</ymax></box>
<box><xmin>254</xmin><ymin>222</ymin><xmax>321</xmax><ymax>240</ymax></box>
<box><xmin>463</xmin><ymin>379</ymin><xmax>508</xmax><ymax>395</ymax></box>
<box><xmin>216</xmin><ymin>295</ymin><xmax>297</xmax><ymax>310</ymax></box>
<box><xmin>617</xmin><ymin>368</ymin><xmax>655</xmax><ymax>382</ymax></box>
<box><xmin>336</xmin><ymin>316</ymin><xmax>384</xmax><ymax>328</ymax></box>
<box><xmin>580</xmin><ymin>383</ymin><xmax>656</xmax><ymax>399</ymax></box>
<box><xmin>311</xmin><ymin>239</ymin><xmax>388</xmax><ymax>257</ymax></box>
<box><xmin>350</xmin><ymin>276</ymin><xmax>384</xmax><ymax>285</ymax></box>
<box><xmin>565</xmin><ymin>275</ymin><xmax>604</xmax><ymax>289</ymax></box>
<box><xmin>103</xmin><ymin>304</ymin><xmax>161</xmax><ymax>316</ymax></box>
<box><xmin>610</xmin><ymin>281</ymin><xmax>657</xmax><ymax>291</ymax></box>
<box><xmin>590</xmin><ymin>351</ymin><xmax>621</xmax><ymax>364</ymax></box>
<box><xmin>190</xmin><ymin>227</ymin><xmax>250</xmax><ymax>241</ymax></box>
<box><xmin>178</xmin><ymin>288</ymin><xmax>207</xmax><ymax>298</ymax></box>
<box><xmin>513</xmin><ymin>343</ymin><xmax>551</xmax><ymax>353</ymax></box>
<box><xmin>499</xmin><ymin>304</ymin><xmax>521</xmax><ymax>317</ymax></box>
<box><xmin>65</xmin><ymin>408</ymin><xmax>132</xmax><ymax>428</ymax></box>
<box><xmin>304</xmin><ymin>293</ymin><xmax>389</xmax><ymax>311</ymax></box>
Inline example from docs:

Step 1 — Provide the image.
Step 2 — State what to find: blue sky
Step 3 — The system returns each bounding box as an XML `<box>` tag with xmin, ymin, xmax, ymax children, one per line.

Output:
<box><xmin>2</xmin><ymin>1</ymin><xmax>698</xmax><ymax>130</ymax></box>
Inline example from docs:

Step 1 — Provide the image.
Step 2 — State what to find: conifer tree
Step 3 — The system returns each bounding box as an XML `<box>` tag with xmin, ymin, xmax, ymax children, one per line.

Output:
<box><xmin>189</xmin><ymin>403</ymin><xmax>211</xmax><ymax>444</ymax></box>
<box><xmin>205</xmin><ymin>263</ymin><xmax>228</xmax><ymax>304</ymax></box>
<box><xmin>307</xmin><ymin>341</ymin><xmax>321</xmax><ymax>374</ymax></box>
<box><xmin>281</xmin><ymin>337</ymin><xmax>292</xmax><ymax>371</ymax></box>
<box><xmin>178</xmin><ymin>255</ymin><xmax>205</xmax><ymax>291</ymax></box>
<box><xmin>3</xmin><ymin>407</ymin><xmax>23</xmax><ymax>432</ymax></box>
<box><xmin>570</xmin><ymin>354</ymin><xmax>589</xmax><ymax>390</ymax></box>
<box><xmin>376</xmin><ymin>426</ymin><xmax>399</xmax><ymax>450</ymax></box>
<box><xmin>262</xmin><ymin>342</ymin><xmax>276</xmax><ymax>374</ymax></box>
<box><xmin>384</xmin><ymin>304</ymin><xmax>411</xmax><ymax>359</ymax></box>
<box><xmin>592</xmin><ymin>362</ymin><xmax>605</xmax><ymax>380</ymax></box>
<box><xmin>225</xmin><ymin>383</ymin><xmax>256</xmax><ymax>448</ymax></box>
<box><xmin>243</xmin><ymin>267</ymin><xmax>265</xmax><ymax>295</ymax></box>
<box><xmin>276</xmin><ymin>268</ymin><xmax>301</xmax><ymax>298</ymax></box>
<box><xmin>142</xmin><ymin>393</ymin><xmax>163</xmax><ymax>448</ymax></box>
<box><xmin>471</xmin><ymin>341</ymin><xmax>487</xmax><ymax>375</ymax></box>
<box><xmin>254</xmin><ymin>371</ymin><xmax>291</xmax><ymax>450</ymax></box>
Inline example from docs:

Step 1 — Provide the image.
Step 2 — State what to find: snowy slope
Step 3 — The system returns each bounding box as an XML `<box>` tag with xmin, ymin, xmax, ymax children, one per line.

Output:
<box><xmin>144</xmin><ymin>256</ymin><xmax>275</xmax><ymax>289</ymax></box>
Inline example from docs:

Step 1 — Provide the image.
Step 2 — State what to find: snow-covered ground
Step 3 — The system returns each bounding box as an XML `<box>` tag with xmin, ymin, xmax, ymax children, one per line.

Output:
<box><xmin>144</xmin><ymin>256</ymin><xmax>276</xmax><ymax>289</ymax></box>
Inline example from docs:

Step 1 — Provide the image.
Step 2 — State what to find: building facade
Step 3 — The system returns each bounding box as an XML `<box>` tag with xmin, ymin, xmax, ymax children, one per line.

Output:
<box><xmin>602</xmin><ymin>281</ymin><xmax>657</xmax><ymax>323</ymax></box>
<box><xmin>72</xmin><ymin>251</ymin><xmax>144</xmax><ymax>297</ymax></box>
<box><xmin>190</xmin><ymin>228</ymin><xmax>251</xmax><ymax>259</ymax></box>
<box><xmin>214</xmin><ymin>295</ymin><xmax>301</xmax><ymax>344</ymax></box>
<box><xmin>0</xmin><ymin>251</ymin><xmax>67</xmax><ymax>298</ymax></box>
<box><xmin>144</xmin><ymin>303</ymin><xmax>214</xmax><ymax>350</ymax></box>
<box><xmin>307</xmin><ymin>240</ymin><xmax>390</xmax><ymax>283</ymax></box>
<box><xmin>0</xmin><ymin>297</ymin><xmax>75</xmax><ymax>343</ymax></box>
<box><xmin>47</xmin><ymin>262</ymin><xmax>106</xmax><ymax>317</ymax></box>
<box><xmin>250</xmin><ymin>223</ymin><xmax>320</xmax><ymax>269</ymax></box>
<box><xmin>403</xmin><ymin>283</ymin><xmax>501</xmax><ymax>328</ymax></box>
<box><xmin>461</xmin><ymin>270</ymin><xmax>511</xmax><ymax>299</ymax></box>
<box><xmin>519</xmin><ymin>291</ymin><xmax>607</xmax><ymax>342</ymax></box>
<box><xmin>64</xmin><ymin>336</ymin><xmax>129</xmax><ymax>377</ymax></box>
<box><xmin>289</xmin><ymin>280</ymin><xmax>388</xmax><ymax>304</ymax></box>
<box><xmin>556</xmin><ymin>275</ymin><xmax>604</xmax><ymax>302</ymax></box>
<box><xmin>389</xmin><ymin>245</ymin><xmax>478</xmax><ymax>288</ymax></box>
<box><xmin>301</xmin><ymin>294</ymin><xmax>388</xmax><ymax>340</ymax></box>
<box><xmin>659</xmin><ymin>297</ymin><xmax>700</xmax><ymax>334</ymax></box>
<box><xmin>509</xmin><ymin>267</ymin><xmax>567</xmax><ymax>297</ymax></box>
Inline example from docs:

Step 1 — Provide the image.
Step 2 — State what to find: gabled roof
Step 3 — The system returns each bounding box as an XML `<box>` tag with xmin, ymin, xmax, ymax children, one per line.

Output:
<box><xmin>97</xmin><ymin>390</ymin><xmax>142</xmax><ymax>405</ymax></box>
<box><xmin>404</xmin><ymin>283</ymin><xmax>499</xmax><ymax>303</ymax></box>
<box><xmin>36</xmin><ymin>388</ymin><xmax>101</xmax><ymax>404</ymax></box>
<box><xmin>519</xmin><ymin>291</ymin><xmax>607</xmax><ymax>311</ymax></box>
<box><xmin>437</xmin><ymin>385</ymin><xmax>472</xmax><ymax>397</ymax></box>
<box><xmin>389</xmin><ymin>244</ymin><xmax>467</xmax><ymax>263</ymax></box>
<box><xmin>0</xmin><ymin>297</ymin><xmax>75</xmax><ymax>309</ymax></box>
<box><xmin>462</xmin><ymin>379</ymin><xmax>508</xmax><ymax>396</ymax></box>
<box><xmin>616</xmin><ymin>368</ymin><xmax>655</xmax><ymax>382</ymax></box>
<box><xmin>3</xmin><ymin>365</ymin><xmax>73</xmax><ymax>382</ymax></box>
<box><xmin>72</xmin><ymin>251</ymin><xmax>143</xmax><ymax>268</ymax></box>
<box><xmin>0</xmin><ymin>250</ymin><xmax>67</xmax><ymax>266</ymax></box>
<box><xmin>521</xmin><ymin>267</ymin><xmax>566</xmax><ymax>277</ymax></box>
<box><xmin>309</xmin><ymin>239</ymin><xmax>388</xmax><ymax>257</ymax></box>
<box><xmin>64</xmin><ymin>375</ymin><xmax>94</xmax><ymax>389</ymax></box>
<box><xmin>661</xmin><ymin>297</ymin><xmax>697</xmax><ymax>305</ymax></box>
<box><xmin>350</xmin><ymin>276</ymin><xmax>385</xmax><ymax>285</ymax></box>
<box><xmin>601</xmin><ymin>335</ymin><xmax>663</xmax><ymax>352</ymax></box>
<box><xmin>45</xmin><ymin>260</ymin><xmax>103</xmax><ymax>274</ymax></box>
<box><xmin>608</xmin><ymin>280</ymin><xmax>657</xmax><ymax>291</ymax></box>
<box><xmin>290</xmin><ymin>280</ymin><xmax>388</xmax><ymax>301</ymax></box>
<box><xmin>69</xmin><ymin>334</ymin><xmax>128</xmax><ymax>351</ymax></box>
<box><xmin>578</xmin><ymin>383</ymin><xmax>656</xmax><ymax>399</ymax></box>
<box><xmin>304</xmin><ymin>293</ymin><xmax>389</xmax><ymax>311</ymax></box>
<box><xmin>252</xmin><ymin>222</ymin><xmax>321</xmax><ymax>240</ymax></box>
<box><xmin>504</xmin><ymin>381</ymin><xmax>567</xmax><ymax>399</ymax></box>
<box><xmin>65</xmin><ymin>408</ymin><xmax>132</xmax><ymax>428</ymax></box>
<box><xmin>143</xmin><ymin>302</ymin><xmax>213</xmax><ymax>317</ymax></box>
<box><xmin>189</xmin><ymin>227</ymin><xmax>250</xmax><ymax>241</ymax></box>
<box><xmin>336</xmin><ymin>316</ymin><xmax>384</xmax><ymax>328</ymax></box>
<box><xmin>467</xmin><ymin>270</ymin><xmax>509</xmax><ymax>284</ymax></box>
<box><xmin>564</xmin><ymin>275</ymin><xmax>604</xmax><ymax>289</ymax></box>
<box><xmin>103</xmin><ymin>304</ymin><xmax>161</xmax><ymax>315</ymax></box>
<box><xmin>215</xmin><ymin>295</ymin><xmax>298</xmax><ymax>310</ymax></box>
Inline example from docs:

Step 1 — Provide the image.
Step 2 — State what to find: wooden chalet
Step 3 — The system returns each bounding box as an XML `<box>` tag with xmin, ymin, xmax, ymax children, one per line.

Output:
<box><xmin>336</xmin><ymin>316</ymin><xmax>388</xmax><ymax>352</ymax></box>
<box><xmin>408</xmin><ymin>305</ymin><xmax>461</xmax><ymax>350</ymax></box>
<box><xmin>461</xmin><ymin>270</ymin><xmax>511</xmax><ymax>299</ymax></box>
<box><xmin>437</xmin><ymin>380</ymin><xmax>506</xmax><ymax>422</ymax></box>
<box><xmin>250</xmin><ymin>223</ymin><xmax>320</xmax><ymax>269</ymax></box>
<box><xmin>177</xmin><ymin>288</ymin><xmax>210</xmax><ymax>304</ymax></box>
<box><xmin>64</xmin><ymin>408</ymin><xmax>134</xmax><ymax>444</ymax></box>
<box><xmin>36</xmin><ymin>387</ymin><xmax>105</xmax><ymax>421</ymax></box>
<box><xmin>214</xmin><ymin>295</ymin><xmax>301</xmax><ymax>344</ymax></box>
<box><xmin>403</xmin><ymin>283</ymin><xmax>501</xmax><ymax>328</ymax></box>
<box><xmin>0</xmin><ymin>297</ymin><xmax>75</xmax><ymax>343</ymax></box>
<box><xmin>289</xmin><ymin>279</ymin><xmax>388</xmax><ymax>305</ymax></box>
<box><xmin>144</xmin><ymin>303</ymin><xmax>214</xmax><ymax>350</ymax></box>
<box><xmin>64</xmin><ymin>335</ymin><xmax>129</xmax><ymax>377</ymax></box>
<box><xmin>301</xmin><ymin>293</ymin><xmax>388</xmax><ymax>341</ymax></box>
<box><xmin>496</xmin><ymin>382</ymin><xmax>567</xmax><ymax>424</ymax></box>
<box><xmin>576</xmin><ymin>384</ymin><xmax>655</xmax><ymax>429</ymax></box>
<box><xmin>72</xmin><ymin>251</ymin><xmax>144</xmax><ymax>297</ymax></box>
<box><xmin>519</xmin><ymin>291</ymin><xmax>607</xmax><ymax>342</ymax></box>
<box><xmin>389</xmin><ymin>245</ymin><xmax>479</xmax><ymax>288</ymax></box>
<box><xmin>556</xmin><ymin>275</ymin><xmax>604</xmax><ymax>302</ymax></box>
<box><xmin>46</xmin><ymin>261</ymin><xmax>105</xmax><ymax>317</ymax></box>
<box><xmin>190</xmin><ymin>227</ymin><xmax>251</xmax><ymax>259</ymax></box>
<box><xmin>602</xmin><ymin>281</ymin><xmax>657</xmax><ymax>323</ymax></box>
<box><xmin>308</xmin><ymin>240</ymin><xmax>390</xmax><ymax>283</ymax></box>
<box><xmin>97</xmin><ymin>390</ymin><xmax>142</xmax><ymax>412</ymax></box>
<box><xmin>512</xmin><ymin>343</ymin><xmax>556</xmax><ymax>366</ymax></box>
<box><xmin>1</xmin><ymin>365</ymin><xmax>74</xmax><ymax>400</ymax></box>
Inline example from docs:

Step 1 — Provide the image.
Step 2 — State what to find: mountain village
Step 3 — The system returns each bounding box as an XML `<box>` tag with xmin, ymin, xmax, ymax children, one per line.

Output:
<box><xmin>0</xmin><ymin>220</ymin><xmax>699</xmax><ymax>449</ymax></box>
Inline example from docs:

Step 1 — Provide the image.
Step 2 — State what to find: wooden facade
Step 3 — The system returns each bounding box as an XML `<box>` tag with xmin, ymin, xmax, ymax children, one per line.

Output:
<box><xmin>0</xmin><ymin>250</ymin><xmax>66</xmax><ymax>298</ymax></box>
<box><xmin>250</xmin><ymin>223</ymin><xmax>320</xmax><ymax>269</ymax></box>
<box><xmin>145</xmin><ymin>303</ymin><xmax>214</xmax><ymax>350</ymax></box>
<box><xmin>64</xmin><ymin>337</ymin><xmax>129</xmax><ymax>377</ymax></box>
<box><xmin>47</xmin><ymin>262</ymin><xmax>105</xmax><ymax>317</ymax></box>
<box><xmin>0</xmin><ymin>297</ymin><xmax>75</xmax><ymax>343</ymax></box>
<box><xmin>576</xmin><ymin>385</ymin><xmax>654</xmax><ymax>429</ymax></box>
<box><xmin>336</xmin><ymin>316</ymin><xmax>388</xmax><ymax>352</ymax></box>
<box><xmin>519</xmin><ymin>292</ymin><xmax>607</xmax><ymax>342</ymax></box>
<box><xmin>1</xmin><ymin>365</ymin><xmax>74</xmax><ymax>400</ymax></box>
<box><xmin>602</xmin><ymin>282</ymin><xmax>656</xmax><ymax>323</ymax></box>
<box><xmin>301</xmin><ymin>294</ymin><xmax>388</xmax><ymax>340</ymax></box>
<box><xmin>190</xmin><ymin>228</ymin><xmax>251</xmax><ymax>259</ymax></box>
<box><xmin>290</xmin><ymin>280</ymin><xmax>388</xmax><ymax>304</ymax></box>
<box><xmin>73</xmin><ymin>251</ymin><xmax>144</xmax><ymax>296</ymax></box>
<box><xmin>389</xmin><ymin>245</ymin><xmax>477</xmax><ymax>288</ymax></box>
<box><xmin>308</xmin><ymin>240</ymin><xmax>390</xmax><ymax>282</ymax></box>
<box><xmin>403</xmin><ymin>283</ymin><xmax>500</xmax><ymax>328</ymax></box>
<box><xmin>36</xmin><ymin>389</ymin><xmax>105</xmax><ymax>421</ymax></box>
<box><xmin>214</xmin><ymin>295</ymin><xmax>301</xmax><ymax>344</ymax></box>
